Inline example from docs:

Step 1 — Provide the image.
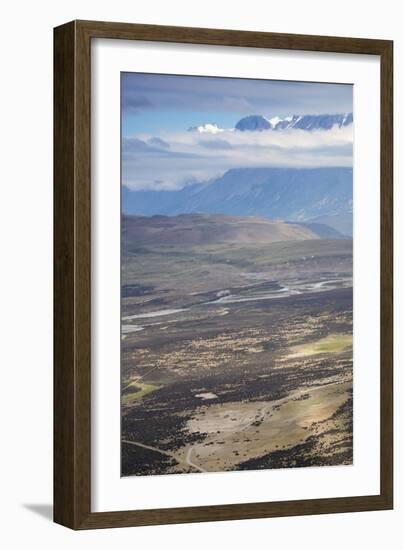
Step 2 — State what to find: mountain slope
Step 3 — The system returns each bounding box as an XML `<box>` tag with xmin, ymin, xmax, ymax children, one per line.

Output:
<box><xmin>290</xmin><ymin>222</ymin><xmax>346</xmax><ymax>240</ymax></box>
<box><xmin>309</xmin><ymin>213</ymin><xmax>353</xmax><ymax>237</ymax></box>
<box><xmin>122</xmin><ymin>167</ymin><xmax>353</xmax><ymax>236</ymax></box>
<box><xmin>235</xmin><ymin>115</ymin><xmax>271</xmax><ymax>131</ymax></box>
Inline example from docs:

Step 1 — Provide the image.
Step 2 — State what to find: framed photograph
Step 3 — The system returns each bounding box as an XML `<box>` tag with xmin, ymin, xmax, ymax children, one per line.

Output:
<box><xmin>54</xmin><ymin>20</ymin><xmax>393</xmax><ymax>529</ymax></box>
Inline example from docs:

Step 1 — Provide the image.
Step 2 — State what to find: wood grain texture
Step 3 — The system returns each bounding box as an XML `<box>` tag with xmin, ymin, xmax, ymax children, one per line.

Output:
<box><xmin>74</xmin><ymin>19</ymin><xmax>391</xmax><ymax>54</ymax></box>
<box><xmin>54</xmin><ymin>20</ymin><xmax>91</xmax><ymax>528</ymax></box>
<box><xmin>54</xmin><ymin>21</ymin><xmax>76</xmax><ymax>528</ymax></box>
<box><xmin>54</xmin><ymin>20</ymin><xmax>393</xmax><ymax>530</ymax></box>
<box><xmin>380</xmin><ymin>40</ymin><xmax>393</xmax><ymax>506</ymax></box>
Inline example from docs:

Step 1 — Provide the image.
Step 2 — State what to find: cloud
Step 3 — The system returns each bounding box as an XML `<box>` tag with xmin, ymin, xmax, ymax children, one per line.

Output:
<box><xmin>199</xmin><ymin>138</ymin><xmax>233</xmax><ymax>150</ymax></box>
<box><xmin>122</xmin><ymin>93</ymin><xmax>154</xmax><ymax>112</ymax></box>
<box><xmin>188</xmin><ymin>123</ymin><xmax>225</xmax><ymax>134</ymax></box>
<box><xmin>121</xmin><ymin>73</ymin><xmax>353</xmax><ymax>116</ymax></box>
<box><xmin>122</xmin><ymin>138</ymin><xmax>162</xmax><ymax>154</ymax></box>
<box><xmin>148</xmin><ymin>137</ymin><xmax>170</xmax><ymax>149</ymax></box>
<box><xmin>122</xmin><ymin>126</ymin><xmax>353</xmax><ymax>191</ymax></box>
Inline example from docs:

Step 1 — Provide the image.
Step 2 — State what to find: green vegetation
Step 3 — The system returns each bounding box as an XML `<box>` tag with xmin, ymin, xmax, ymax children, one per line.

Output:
<box><xmin>289</xmin><ymin>333</ymin><xmax>352</xmax><ymax>358</ymax></box>
<box><xmin>121</xmin><ymin>215</ymin><xmax>353</xmax><ymax>476</ymax></box>
<box><xmin>122</xmin><ymin>381</ymin><xmax>161</xmax><ymax>405</ymax></box>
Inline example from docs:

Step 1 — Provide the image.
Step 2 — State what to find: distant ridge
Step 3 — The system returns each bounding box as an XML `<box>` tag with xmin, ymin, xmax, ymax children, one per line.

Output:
<box><xmin>121</xmin><ymin>213</ymin><xmax>334</xmax><ymax>249</ymax></box>
<box><xmin>235</xmin><ymin>115</ymin><xmax>271</xmax><ymax>131</ymax></box>
<box><xmin>235</xmin><ymin>113</ymin><xmax>353</xmax><ymax>131</ymax></box>
<box><xmin>122</xmin><ymin>167</ymin><xmax>353</xmax><ymax>237</ymax></box>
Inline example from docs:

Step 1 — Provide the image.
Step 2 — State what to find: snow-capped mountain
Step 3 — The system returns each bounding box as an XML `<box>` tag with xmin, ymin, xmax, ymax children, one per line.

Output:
<box><xmin>234</xmin><ymin>115</ymin><xmax>271</xmax><ymax>131</ymax></box>
<box><xmin>187</xmin><ymin>113</ymin><xmax>352</xmax><ymax>133</ymax></box>
<box><xmin>268</xmin><ymin>115</ymin><xmax>294</xmax><ymax>128</ymax></box>
<box><xmin>235</xmin><ymin>113</ymin><xmax>353</xmax><ymax>131</ymax></box>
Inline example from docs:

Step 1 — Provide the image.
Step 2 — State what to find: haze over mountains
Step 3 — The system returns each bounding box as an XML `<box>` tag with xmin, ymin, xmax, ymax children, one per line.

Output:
<box><xmin>123</xmin><ymin>111</ymin><xmax>353</xmax><ymax>237</ymax></box>
<box><xmin>122</xmin><ymin>167</ymin><xmax>353</xmax><ymax>237</ymax></box>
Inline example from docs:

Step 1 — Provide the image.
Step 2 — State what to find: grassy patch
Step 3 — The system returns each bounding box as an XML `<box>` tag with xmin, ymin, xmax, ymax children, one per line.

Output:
<box><xmin>289</xmin><ymin>333</ymin><xmax>352</xmax><ymax>358</ymax></box>
<box><xmin>122</xmin><ymin>381</ymin><xmax>161</xmax><ymax>405</ymax></box>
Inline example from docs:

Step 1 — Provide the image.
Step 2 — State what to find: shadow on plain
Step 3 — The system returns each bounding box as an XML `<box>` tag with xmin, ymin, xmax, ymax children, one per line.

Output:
<box><xmin>23</xmin><ymin>504</ymin><xmax>53</xmax><ymax>522</ymax></box>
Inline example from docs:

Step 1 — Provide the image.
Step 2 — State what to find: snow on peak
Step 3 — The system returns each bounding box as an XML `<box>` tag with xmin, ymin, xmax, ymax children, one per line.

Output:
<box><xmin>268</xmin><ymin>115</ymin><xmax>294</xmax><ymax>127</ymax></box>
<box><xmin>235</xmin><ymin>113</ymin><xmax>353</xmax><ymax>132</ymax></box>
<box><xmin>268</xmin><ymin>116</ymin><xmax>282</xmax><ymax>127</ymax></box>
<box><xmin>188</xmin><ymin>113</ymin><xmax>353</xmax><ymax>135</ymax></box>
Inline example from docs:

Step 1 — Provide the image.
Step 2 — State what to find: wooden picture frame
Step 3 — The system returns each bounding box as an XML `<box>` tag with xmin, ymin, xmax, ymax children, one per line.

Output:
<box><xmin>54</xmin><ymin>20</ymin><xmax>393</xmax><ymax>529</ymax></box>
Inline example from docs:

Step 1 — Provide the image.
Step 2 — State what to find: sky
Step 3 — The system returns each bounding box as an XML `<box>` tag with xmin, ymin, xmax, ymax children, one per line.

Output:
<box><xmin>121</xmin><ymin>72</ymin><xmax>353</xmax><ymax>191</ymax></box>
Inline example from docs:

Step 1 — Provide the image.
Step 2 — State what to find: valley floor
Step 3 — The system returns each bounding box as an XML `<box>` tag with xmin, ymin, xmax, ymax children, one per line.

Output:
<box><xmin>121</xmin><ymin>238</ymin><xmax>353</xmax><ymax>476</ymax></box>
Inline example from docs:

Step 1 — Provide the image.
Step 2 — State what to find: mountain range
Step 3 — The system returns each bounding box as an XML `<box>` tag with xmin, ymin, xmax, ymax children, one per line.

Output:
<box><xmin>122</xmin><ymin>167</ymin><xmax>353</xmax><ymax>237</ymax></box>
<box><xmin>235</xmin><ymin>113</ymin><xmax>353</xmax><ymax>131</ymax></box>
<box><xmin>189</xmin><ymin>113</ymin><xmax>353</xmax><ymax>133</ymax></box>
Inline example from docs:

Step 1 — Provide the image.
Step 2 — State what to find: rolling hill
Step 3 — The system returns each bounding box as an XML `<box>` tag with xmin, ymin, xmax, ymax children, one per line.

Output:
<box><xmin>122</xmin><ymin>213</ymin><xmax>344</xmax><ymax>251</ymax></box>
